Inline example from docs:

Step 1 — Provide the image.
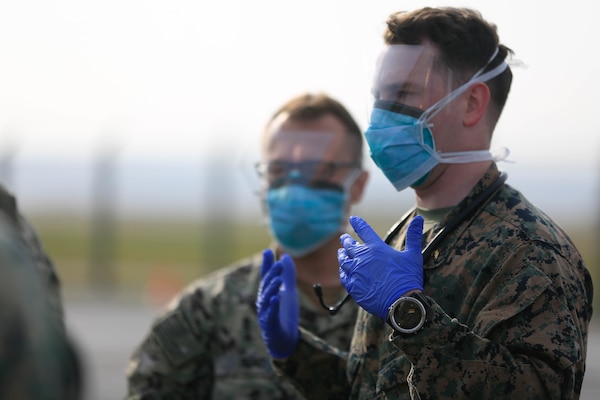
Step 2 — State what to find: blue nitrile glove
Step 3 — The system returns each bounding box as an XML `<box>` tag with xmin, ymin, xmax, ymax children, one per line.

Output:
<box><xmin>256</xmin><ymin>249</ymin><xmax>300</xmax><ymax>358</ymax></box>
<box><xmin>338</xmin><ymin>215</ymin><xmax>424</xmax><ymax>319</ymax></box>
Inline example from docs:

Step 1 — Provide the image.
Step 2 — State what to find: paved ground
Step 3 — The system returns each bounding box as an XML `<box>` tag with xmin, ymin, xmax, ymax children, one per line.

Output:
<box><xmin>65</xmin><ymin>294</ymin><xmax>157</xmax><ymax>400</ymax></box>
<box><xmin>64</xmin><ymin>294</ymin><xmax>600</xmax><ymax>400</ymax></box>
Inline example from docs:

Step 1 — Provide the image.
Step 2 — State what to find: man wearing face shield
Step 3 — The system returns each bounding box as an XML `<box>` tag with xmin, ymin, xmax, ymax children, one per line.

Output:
<box><xmin>256</xmin><ymin>7</ymin><xmax>593</xmax><ymax>400</ymax></box>
<box><xmin>125</xmin><ymin>93</ymin><xmax>368</xmax><ymax>399</ymax></box>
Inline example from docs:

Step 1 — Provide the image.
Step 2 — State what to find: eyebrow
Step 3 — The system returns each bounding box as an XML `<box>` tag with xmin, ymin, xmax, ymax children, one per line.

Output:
<box><xmin>387</xmin><ymin>80</ymin><xmax>419</xmax><ymax>93</ymax></box>
<box><xmin>375</xmin><ymin>80</ymin><xmax>420</xmax><ymax>101</ymax></box>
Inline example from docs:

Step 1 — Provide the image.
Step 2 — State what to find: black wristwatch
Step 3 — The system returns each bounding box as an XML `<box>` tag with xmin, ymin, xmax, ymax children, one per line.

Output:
<box><xmin>387</xmin><ymin>291</ymin><xmax>429</xmax><ymax>334</ymax></box>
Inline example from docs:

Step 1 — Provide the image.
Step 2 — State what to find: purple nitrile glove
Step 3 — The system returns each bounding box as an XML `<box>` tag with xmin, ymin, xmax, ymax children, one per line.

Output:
<box><xmin>338</xmin><ymin>215</ymin><xmax>424</xmax><ymax>319</ymax></box>
<box><xmin>256</xmin><ymin>249</ymin><xmax>299</xmax><ymax>358</ymax></box>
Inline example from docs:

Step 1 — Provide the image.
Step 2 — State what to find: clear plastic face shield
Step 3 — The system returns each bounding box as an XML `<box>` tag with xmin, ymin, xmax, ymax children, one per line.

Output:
<box><xmin>255</xmin><ymin>130</ymin><xmax>361</xmax><ymax>193</ymax></box>
<box><xmin>371</xmin><ymin>43</ymin><xmax>509</xmax><ymax>129</ymax></box>
<box><xmin>371</xmin><ymin>44</ymin><xmax>449</xmax><ymax>116</ymax></box>
<box><xmin>365</xmin><ymin>44</ymin><xmax>511</xmax><ymax>191</ymax></box>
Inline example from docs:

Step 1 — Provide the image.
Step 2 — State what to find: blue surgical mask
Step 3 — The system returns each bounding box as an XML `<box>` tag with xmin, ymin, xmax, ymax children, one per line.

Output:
<box><xmin>266</xmin><ymin>184</ymin><xmax>347</xmax><ymax>257</ymax></box>
<box><xmin>366</xmin><ymin>49</ymin><xmax>510</xmax><ymax>192</ymax></box>
<box><xmin>365</xmin><ymin>102</ymin><xmax>438</xmax><ymax>191</ymax></box>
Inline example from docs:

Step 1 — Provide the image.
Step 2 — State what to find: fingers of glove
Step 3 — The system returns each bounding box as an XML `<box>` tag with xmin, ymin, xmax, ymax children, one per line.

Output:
<box><xmin>337</xmin><ymin>247</ymin><xmax>358</xmax><ymax>275</ymax></box>
<box><xmin>260</xmin><ymin>248</ymin><xmax>275</xmax><ymax>278</ymax></box>
<box><xmin>279</xmin><ymin>254</ymin><xmax>296</xmax><ymax>292</ymax></box>
<box><xmin>257</xmin><ymin>258</ymin><xmax>282</xmax><ymax>305</ymax></box>
<box><xmin>349</xmin><ymin>216</ymin><xmax>382</xmax><ymax>245</ymax></box>
<box><xmin>278</xmin><ymin>255</ymin><xmax>299</xmax><ymax>332</ymax></box>
<box><xmin>340</xmin><ymin>233</ymin><xmax>359</xmax><ymax>257</ymax></box>
<box><xmin>261</xmin><ymin>258</ymin><xmax>283</xmax><ymax>289</ymax></box>
<box><xmin>338</xmin><ymin>245</ymin><xmax>362</xmax><ymax>275</ymax></box>
<box><xmin>259</xmin><ymin>293</ymin><xmax>281</xmax><ymax>329</ymax></box>
<box><xmin>404</xmin><ymin>215</ymin><xmax>425</xmax><ymax>253</ymax></box>
<box><xmin>339</xmin><ymin>261</ymin><xmax>348</xmax><ymax>282</ymax></box>
<box><xmin>257</xmin><ymin>276</ymin><xmax>282</xmax><ymax>314</ymax></box>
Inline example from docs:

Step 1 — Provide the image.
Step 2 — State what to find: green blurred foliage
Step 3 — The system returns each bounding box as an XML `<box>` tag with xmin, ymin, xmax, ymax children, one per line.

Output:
<box><xmin>31</xmin><ymin>215</ymin><xmax>272</xmax><ymax>290</ymax></box>
<box><xmin>30</xmin><ymin>214</ymin><xmax>598</xmax><ymax>321</ymax></box>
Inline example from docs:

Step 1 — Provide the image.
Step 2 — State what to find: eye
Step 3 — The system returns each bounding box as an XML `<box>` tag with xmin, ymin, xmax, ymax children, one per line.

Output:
<box><xmin>377</xmin><ymin>83</ymin><xmax>412</xmax><ymax>103</ymax></box>
<box><xmin>371</xmin><ymin>88</ymin><xmax>381</xmax><ymax>101</ymax></box>
<box><xmin>395</xmin><ymin>91</ymin><xmax>410</xmax><ymax>101</ymax></box>
<box><xmin>313</xmin><ymin>162</ymin><xmax>335</xmax><ymax>180</ymax></box>
<box><xmin>267</xmin><ymin>161</ymin><xmax>289</xmax><ymax>179</ymax></box>
<box><xmin>390</xmin><ymin>87</ymin><xmax>413</xmax><ymax>103</ymax></box>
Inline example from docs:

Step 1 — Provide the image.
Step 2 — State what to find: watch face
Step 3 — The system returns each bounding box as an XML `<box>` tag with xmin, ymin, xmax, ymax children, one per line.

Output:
<box><xmin>389</xmin><ymin>296</ymin><xmax>427</xmax><ymax>334</ymax></box>
<box><xmin>394</xmin><ymin>299</ymin><xmax>423</xmax><ymax>330</ymax></box>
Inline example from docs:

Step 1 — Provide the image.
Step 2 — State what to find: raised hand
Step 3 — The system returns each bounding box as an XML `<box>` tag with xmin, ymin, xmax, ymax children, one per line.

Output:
<box><xmin>338</xmin><ymin>215</ymin><xmax>424</xmax><ymax>319</ymax></box>
<box><xmin>256</xmin><ymin>249</ymin><xmax>300</xmax><ymax>358</ymax></box>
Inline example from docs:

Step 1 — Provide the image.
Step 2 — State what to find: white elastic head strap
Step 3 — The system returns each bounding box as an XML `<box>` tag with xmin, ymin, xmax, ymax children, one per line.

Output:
<box><xmin>415</xmin><ymin>48</ymin><xmax>511</xmax><ymax>165</ymax></box>
<box><xmin>419</xmin><ymin>48</ymin><xmax>508</xmax><ymax>124</ymax></box>
<box><xmin>430</xmin><ymin>146</ymin><xmax>511</xmax><ymax>164</ymax></box>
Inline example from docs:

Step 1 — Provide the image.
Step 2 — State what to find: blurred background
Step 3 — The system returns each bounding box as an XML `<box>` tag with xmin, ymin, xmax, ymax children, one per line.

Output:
<box><xmin>1</xmin><ymin>1</ymin><xmax>598</xmax><ymax>399</ymax></box>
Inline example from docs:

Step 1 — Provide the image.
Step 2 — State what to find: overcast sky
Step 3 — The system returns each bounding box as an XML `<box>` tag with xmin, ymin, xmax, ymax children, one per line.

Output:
<box><xmin>0</xmin><ymin>0</ymin><xmax>598</xmax><ymax>170</ymax></box>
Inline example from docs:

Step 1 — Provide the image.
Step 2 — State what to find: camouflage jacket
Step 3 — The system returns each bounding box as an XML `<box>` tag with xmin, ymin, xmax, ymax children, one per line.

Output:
<box><xmin>275</xmin><ymin>164</ymin><xmax>594</xmax><ymax>400</ymax></box>
<box><xmin>126</xmin><ymin>252</ymin><xmax>358</xmax><ymax>399</ymax></box>
<box><xmin>0</xmin><ymin>213</ymin><xmax>81</xmax><ymax>399</ymax></box>
<box><xmin>0</xmin><ymin>184</ymin><xmax>64</xmax><ymax>323</ymax></box>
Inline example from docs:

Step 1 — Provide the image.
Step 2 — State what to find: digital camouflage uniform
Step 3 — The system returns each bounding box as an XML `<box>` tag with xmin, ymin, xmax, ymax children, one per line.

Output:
<box><xmin>275</xmin><ymin>164</ymin><xmax>593</xmax><ymax>400</ymax></box>
<box><xmin>0</xmin><ymin>212</ymin><xmax>81</xmax><ymax>399</ymax></box>
<box><xmin>126</xmin><ymin>252</ymin><xmax>358</xmax><ymax>399</ymax></box>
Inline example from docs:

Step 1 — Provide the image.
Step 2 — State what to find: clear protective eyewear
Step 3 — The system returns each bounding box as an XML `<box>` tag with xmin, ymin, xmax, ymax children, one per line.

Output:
<box><xmin>257</xmin><ymin>129</ymin><xmax>361</xmax><ymax>190</ymax></box>
<box><xmin>369</xmin><ymin>43</ymin><xmax>511</xmax><ymax>123</ymax></box>
<box><xmin>255</xmin><ymin>160</ymin><xmax>360</xmax><ymax>190</ymax></box>
<box><xmin>371</xmin><ymin>44</ymin><xmax>445</xmax><ymax>107</ymax></box>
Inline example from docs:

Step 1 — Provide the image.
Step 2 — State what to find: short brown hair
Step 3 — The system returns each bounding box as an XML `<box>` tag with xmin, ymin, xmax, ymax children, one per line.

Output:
<box><xmin>384</xmin><ymin>7</ymin><xmax>514</xmax><ymax>126</ymax></box>
<box><xmin>268</xmin><ymin>93</ymin><xmax>363</xmax><ymax>165</ymax></box>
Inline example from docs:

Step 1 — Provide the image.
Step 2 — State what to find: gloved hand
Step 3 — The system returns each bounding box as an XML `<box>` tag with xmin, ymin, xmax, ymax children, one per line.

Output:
<box><xmin>338</xmin><ymin>215</ymin><xmax>424</xmax><ymax>319</ymax></box>
<box><xmin>256</xmin><ymin>249</ymin><xmax>300</xmax><ymax>358</ymax></box>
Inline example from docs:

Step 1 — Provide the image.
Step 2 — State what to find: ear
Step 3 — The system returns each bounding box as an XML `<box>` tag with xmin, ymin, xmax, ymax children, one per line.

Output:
<box><xmin>463</xmin><ymin>82</ymin><xmax>490</xmax><ymax>127</ymax></box>
<box><xmin>349</xmin><ymin>170</ymin><xmax>369</xmax><ymax>204</ymax></box>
